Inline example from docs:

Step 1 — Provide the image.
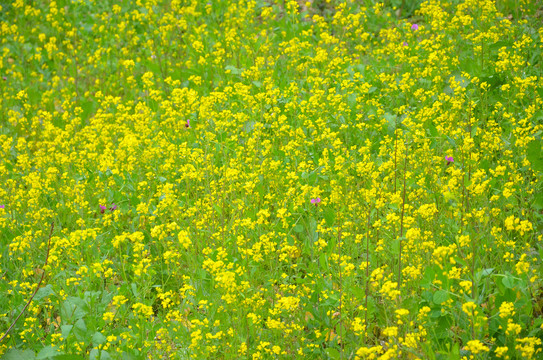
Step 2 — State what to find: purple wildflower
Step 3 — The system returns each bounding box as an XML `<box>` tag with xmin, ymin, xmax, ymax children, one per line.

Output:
<box><xmin>109</xmin><ymin>203</ymin><xmax>117</xmax><ymax>211</ymax></box>
<box><xmin>311</xmin><ymin>198</ymin><xmax>321</xmax><ymax>206</ymax></box>
<box><xmin>0</xmin><ymin>205</ymin><xmax>5</xmax><ymax>209</ymax></box>
<box><xmin>100</xmin><ymin>205</ymin><xmax>107</xmax><ymax>213</ymax></box>
<box><xmin>445</xmin><ymin>156</ymin><xmax>454</xmax><ymax>165</ymax></box>
<box><xmin>185</xmin><ymin>119</ymin><xmax>190</xmax><ymax>128</ymax></box>
<box><xmin>403</xmin><ymin>41</ymin><xmax>408</xmax><ymax>46</ymax></box>
<box><xmin>411</xmin><ymin>23</ymin><xmax>419</xmax><ymax>31</ymax></box>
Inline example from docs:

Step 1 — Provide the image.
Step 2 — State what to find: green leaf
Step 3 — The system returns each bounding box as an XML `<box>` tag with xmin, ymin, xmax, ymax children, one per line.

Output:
<box><xmin>527</xmin><ymin>138</ymin><xmax>542</xmax><ymax>155</ymax></box>
<box><xmin>421</xmin><ymin>290</ymin><xmax>433</xmax><ymax>303</ymax></box>
<box><xmin>131</xmin><ymin>283</ymin><xmax>139</xmax><ymax>297</ymax></box>
<box><xmin>61</xmin><ymin>297</ymin><xmax>88</xmax><ymax>321</ymax></box>
<box><xmin>390</xmin><ymin>236</ymin><xmax>401</xmax><ymax>257</ymax></box>
<box><xmin>527</xmin><ymin>138</ymin><xmax>543</xmax><ymax>171</ymax></box>
<box><xmin>61</xmin><ymin>325</ymin><xmax>73</xmax><ymax>340</ymax></box>
<box><xmin>73</xmin><ymin>319</ymin><xmax>87</xmax><ymax>341</ymax></box>
<box><xmin>34</xmin><ymin>285</ymin><xmax>55</xmax><ymax>301</ymax></box>
<box><xmin>433</xmin><ymin>290</ymin><xmax>449</xmax><ymax>304</ymax></box>
<box><xmin>347</xmin><ymin>93</ymin><xmax>357</xmax><ymax>108</ymax></box>
<box><xmin>384</xmin><ymin>113</ymin><xmax>398</xmax><ymax>134</ymax></box>
<box><xmin>534</xmin><ymin>192</ymin><xmax>543</xmax><ymax>210</ymax></box>
<box><xmin>475</xmin><ymin>268</ymin><xmax>494</xmax><ymax>282</ymax></box>
<box><xmin>422</xmin><ymin>266</ymin><xmax>437</xmax><ymax>288</ymax></box>
<box><xmin>92</xmin><ymin>331</ymin><xmax>107</xmax><ymax>345</ymax></box>
<box><xmin>324</xmin><ymin>208</ymin><xmax>335</xmax><ymax>227</ymax></box>
<box><xmin>489</xmin><ymin>40</ymin><xmax>511</xmax><ymax>51</ymax></box>
<box><xmin>319</xmin><ymin>253</ymin><xmax>328</xmax><ymax>269</ymax></box>
<box><xmin>325</xmin><ymin>347</ymin><xmax>341</xmax><ymax>359</ymax></box>
<box><xmin>2</xmin><ymin>349</ymin><xmax>36</xmax><ymax>360</ymax></box>
<box><xmin>89</xmin><ymin>349</ymin><xmax>99</xmax><ymax>360</ymax></box>
<box><xmin>365</xmin><ymin>296</ymin><xmax>377</xmax><ymax>317</ymax></box>
<box><xmin>243</xmin><ymin>120</ymin><xmax>255</xmax><ymax>133</ymax></box>
<box><xmin>99</xmin><ymin>351</ymin><xmax>111</xmax><ymax>360</ymax></box>
<box><xmin>36</xmin><ymin>346</ymin><xmax>60</xmax><ymax>360</ymax></box>
<box><xmin>309</xmin><ymin>218</ymin><xmax>317</xmax><ymax>233</ymax></box>
<box><xmin>225</xmin><ymin>65</ymin><xmax>242</xmax><ymax>75</ymax></box>
<box><xmin>293</xmin><ymin>224</ymin><xmax>304</xmax><ymax>233</ymax></box>
<box><xmin>502</xmin><ymin>275</ymin><xmax>516</xmax><ymax>289</ymax></box>
<box><xmin>470</xmin><ymin>123</ymin><xmax>478</xmax><ymax>137</ymax></box>
<box><xmin>213</xmin><ymin>204</ymin><xmax>223</xmax><ymax>217</ymax></box>
<box><xmin>425</xmin><ymin>119</ymin><xmax>438</xmax><ymax>138</ymax></box>
<box><xmin>479</xmin><ymin>159</ymin><xmax>490</xmax><ymax>171</ymax></box>
<box><xmin>450</xmin><ymin>343</ymin><xmax>460</xmax><ymax>357</ymax></box>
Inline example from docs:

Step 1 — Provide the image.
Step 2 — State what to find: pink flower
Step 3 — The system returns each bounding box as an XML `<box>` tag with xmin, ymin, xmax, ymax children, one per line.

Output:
<box><xmin>445</xmin><ymin>156</ymin><xmax>454</xmax><ymax>165</ymax></box>
<box><xmin>0</xmin><ymin>205</ymin><xmax>5</xmax><ymax>209</ymax></box>
<box><xmin>403</xmin><ymin>41</ymin><xmax>408</xmax><ymax>46</ymax></box>
<box><xmin>311</xmin><ymin>198</ymin><xmax>321</xmax><ymax>206</ymax></box>
<box><xmin>185</xmin><ymin>119</ymin><xmax>190</xmax><ymax>128</ymax></box>
<box><xmin>411</xmin><ymin>23</ymin><xmax>419</xmax><ymax>30</ymax></box>
<box><xmin>100</xmin><ymin>204</ymin><xmax>117</xmax><ymax>213</ymax></box>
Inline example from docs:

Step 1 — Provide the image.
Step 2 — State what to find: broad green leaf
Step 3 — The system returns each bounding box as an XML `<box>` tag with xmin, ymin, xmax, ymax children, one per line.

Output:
<box><xmin>61</xmin><ymin>324</ymin><xmax>73</xmax><ymax>340</ymax></box>
<box><xmin>475</xmin><ymin>268</ymin><xmax>494</xmax><ymax>282</ymax></box>
<box><xmin>73</xmin><ymin>318</ymin><xmax>87</xmax><ymax>341</ymax></box>
<box><xmin>502</xmin><ymin>275</ymin><xmax>516</xmax><ymax>289</ymax></box>
<box><xmin>534</xmin><ymin>192</ymin><xmax>543</xmax><ymax>210</ymax></box>
<box><xmin>89</xmin><ymin>349</ymin><xmax>99</xmax><ymax>360</ymax></box>
<box><xmin>2</xmin><ymin>349</ymin><xmax>36</xmax><ymax>360</ymax></box>
<box><xmin>61</xmin><ymin>297</ymin><xmax>87</xmax><ymax>321</ymax></box>
<box><xmin>527</xmin><ymin>139</ymin><xmax>543</xmax><ymax>171</ymax></box>
<box><xmin>325</xmin><ymin>347</ymin><xmax>341</xmax><ymax>360</ymax></box>
<box><xmin>433</xmin><ymin>290</ymin><xmax>449</xmax><ymax>304</ymax></box>
<box><xmin>36</xmin><ymin>346</ymin><xmax>60</xmax><ymax>360</ymax></box>
<box><xmin>319</xmin><ymin>253</ymin><xmax>328</xmax><ymax>269</ymax></box>
<box><xmin>92</xmin><ymin>331</ymin><xmax>107</xmax><ymax>345</ymax></box>
<box><xmin>324</xmin><ymin>208</ymin><xmax>335</xmax><ymax>226</ymax></box>
<box><xmin>224</xmin><ymin>65</ymin><xmax>242</xmax><ymax>75</ymax></box>
<box><xmin>34</xmin><ymin>284</ymin><xmax>55</xmax><ymax>301</ymax></box>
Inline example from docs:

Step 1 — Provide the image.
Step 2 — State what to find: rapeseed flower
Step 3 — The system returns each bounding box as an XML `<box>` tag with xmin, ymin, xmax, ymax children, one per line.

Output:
<box><xmin>0</xmin><ymin>0</ymin><xmax>541</xmax><ymax>358</ymax></box>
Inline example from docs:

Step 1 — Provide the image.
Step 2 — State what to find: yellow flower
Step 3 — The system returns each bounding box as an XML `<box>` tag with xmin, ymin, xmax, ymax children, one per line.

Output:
<box><xmin>499</xmin><ymin>301</ymin><xmax>515</xmax><ymax>318</ymax></box>
<box><xmin>464</xmin><ymin>340</ymin><xmax>489</xmax><ymax>354</ymax></box>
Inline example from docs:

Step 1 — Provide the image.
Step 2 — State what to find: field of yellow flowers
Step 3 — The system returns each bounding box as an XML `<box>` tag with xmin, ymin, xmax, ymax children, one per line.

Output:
<box><xmin>1</xmin><ymin>0</ymin><xmax>543</xmax><ymax>358</ymax></box>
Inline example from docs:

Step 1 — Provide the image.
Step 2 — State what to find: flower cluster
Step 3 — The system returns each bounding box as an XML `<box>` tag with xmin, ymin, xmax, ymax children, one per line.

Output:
<box><xmin>0</xmin><ymin>0</ymin><xmax>542</xmax><ymax>359</ymax></box>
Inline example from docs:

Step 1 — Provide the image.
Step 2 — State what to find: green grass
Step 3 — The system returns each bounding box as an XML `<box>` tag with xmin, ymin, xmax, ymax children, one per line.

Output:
<box><xmin>0</xmin><ymin>0</ymin><xmax>542</xmax><ymax>359</ymax></box>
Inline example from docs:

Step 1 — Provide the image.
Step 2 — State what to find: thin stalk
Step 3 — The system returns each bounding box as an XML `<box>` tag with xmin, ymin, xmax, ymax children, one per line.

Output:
<box><xmin>460</xmin><ymin>131</ymin><xmax>466</xmax><ymax>227</ymax></box>
<box><xmin>480</xmin><ymin>37</ymin><xmax>484</xmax><ymax>71</ymax></box>
<box><xmin>394</xmin><ymin>127</ymin><xmax>398</xmax><ymax>193</ymax></box>
<box><xmin>364</xmin><ymin>206</ymin><xmax>371</xmax><ymax>332</ymax></box>
<box><xmin>0</xmin><ymin>223</ymin><xmax>54</xmax><ymax>344</ymax></box>
<box><xmin>467</xmin><ymin>106</ymin><xmax>475</xmax><ymax>299</ymax></box>
<box><xmin>337</xmin><ymin>210</ymin><xmax>343</xmax><ymax>356</ymax></box>
<box><xmin>398</xmin><ymin>142</ymin><xmax>408</xmax><ymax>288</ymax></box>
